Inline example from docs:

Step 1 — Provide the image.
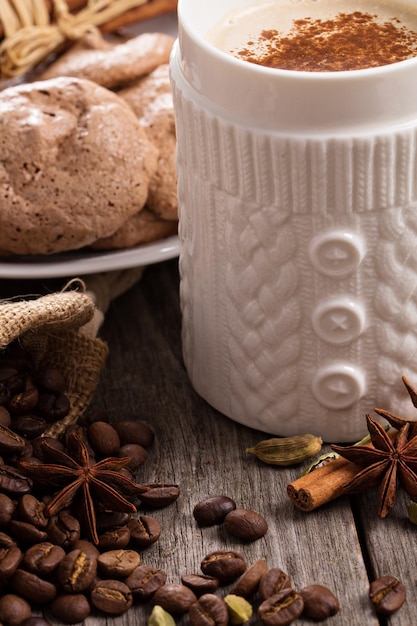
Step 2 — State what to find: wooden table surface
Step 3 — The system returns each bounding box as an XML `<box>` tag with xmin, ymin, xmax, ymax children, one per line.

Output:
<box><xmin>0</xmin><ymin>258</ymin><xmax>415</xmax><ymax>625</ymax></box>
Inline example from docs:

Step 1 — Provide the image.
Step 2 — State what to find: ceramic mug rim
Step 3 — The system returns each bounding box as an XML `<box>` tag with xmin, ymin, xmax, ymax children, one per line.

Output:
<box><xmin>175</xmin><ymin>0</ymin><xmax>417</xmax><ymax>131</ymax></box>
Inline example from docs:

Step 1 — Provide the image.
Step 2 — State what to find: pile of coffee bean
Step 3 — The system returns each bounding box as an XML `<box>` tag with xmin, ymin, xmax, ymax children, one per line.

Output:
<box><xmin>0</xmin><ymin>341</ymin><xmax>71</xmax><ymax>440</ymax></box>
<box><xmin>0</xmin><ymin>342</ymin><xmax>182</xmax><ymax>624</ymax></box>
<box><xmin>150</xmin><ymin>555</ymin><xmax>405</xmax><ymax>624</ymax></box>
<box><xmin>0</xmin><ymin>404</ymin><xmax>179</xmax><ymax>626</ymax></box>
<box><xmin>144</xmin><ymin>552</ymin><xmax>340</xmax><ymax>625</ymax></box>
<box><xmin>0</xmin><ymin>407</ymin><xmax>181</xmax><ymax>624</ymax></box>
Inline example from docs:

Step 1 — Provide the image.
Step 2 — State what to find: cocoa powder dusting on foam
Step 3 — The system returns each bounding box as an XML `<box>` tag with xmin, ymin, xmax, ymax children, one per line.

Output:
<box><xmin>235</xmin><ymin>11</ymin><xmax>417</xmax><ymax>71</ymax></box>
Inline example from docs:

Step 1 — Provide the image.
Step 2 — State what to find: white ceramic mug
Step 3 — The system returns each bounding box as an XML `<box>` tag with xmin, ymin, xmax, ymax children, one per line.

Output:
<box><xmin>170</xmin><ymin>0</ymin><xmax>417</xmax><ymax>441</ymax></box>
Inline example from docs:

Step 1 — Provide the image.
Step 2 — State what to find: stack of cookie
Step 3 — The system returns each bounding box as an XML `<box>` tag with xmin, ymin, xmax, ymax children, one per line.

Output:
<box><xmin>0</xmin><ymin>30</ymin><xmax>178</xmax><ymax>256</ymax></box>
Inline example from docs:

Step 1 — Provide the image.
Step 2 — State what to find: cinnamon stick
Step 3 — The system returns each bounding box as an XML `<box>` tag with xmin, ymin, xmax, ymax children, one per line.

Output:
<box><xmin>287</xmin><ymin>456</ymin><xmax>362</xmax><ymax>512</ymax></box>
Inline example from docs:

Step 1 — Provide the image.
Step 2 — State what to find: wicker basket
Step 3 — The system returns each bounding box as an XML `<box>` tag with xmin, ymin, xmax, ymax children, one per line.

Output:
<box><xmin>0</xmin><ymin>0</ymin><xmax>177</xmax><ymax>79</ymax></box>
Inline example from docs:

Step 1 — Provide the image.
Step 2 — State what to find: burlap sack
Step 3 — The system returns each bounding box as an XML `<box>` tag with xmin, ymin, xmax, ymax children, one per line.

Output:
<box><xmin>0</xmin><ymin>285</ymin><xmax>108</xmax><ymax>438</ymax></box>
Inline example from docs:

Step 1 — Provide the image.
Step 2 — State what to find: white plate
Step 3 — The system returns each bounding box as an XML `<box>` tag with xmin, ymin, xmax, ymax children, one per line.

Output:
<box><xmin>0</xmin><ymin>12</ymin><xmax>179</xmax><ymax>280</ymax></box>
<box><xmin>0</xmin><ymin>236</ymin><xmax>180</xmax><ymax>279</ymax></box>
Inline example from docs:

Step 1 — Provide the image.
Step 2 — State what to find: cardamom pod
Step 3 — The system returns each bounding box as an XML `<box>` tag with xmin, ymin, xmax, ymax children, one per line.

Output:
<box><xmin>246</xmin><ymin>434</ymin><xmax>322</xmax><ymax>466</ymax></box>
<box><xmin>225</xmin><ymin>594</ymin><xmax>253</xmax><ymax>624</ymax></box>
<box><xmin>148</xmin><ymin>605</ymin><xmax>176</xmax><ymax>626</ymax></box>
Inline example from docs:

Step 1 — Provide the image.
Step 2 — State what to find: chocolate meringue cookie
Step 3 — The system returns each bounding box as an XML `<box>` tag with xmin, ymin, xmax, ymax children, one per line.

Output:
<box><xmin>0</xmin><ymin>76</ymin><xmax>158</xmax><ymax>255</ymax></box>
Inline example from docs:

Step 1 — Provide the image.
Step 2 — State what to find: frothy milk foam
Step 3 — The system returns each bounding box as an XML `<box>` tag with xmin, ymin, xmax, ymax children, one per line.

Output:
<box><xmin>206</xmin><ymin>0</ymin><xmax>417</xmax><ymax>70</ymax></box>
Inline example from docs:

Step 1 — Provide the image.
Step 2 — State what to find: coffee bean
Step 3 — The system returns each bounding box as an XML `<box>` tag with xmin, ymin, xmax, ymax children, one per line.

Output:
<box><xmin>87</xmin><ymin>421</ymin><xmax>120</xmax><ymax>457</ymax></box>
<box><xmin>37</xmin><ymin>393</ymin><xmax>70</xmax><ymax>421</ymax></box>
<box><xmin>47</xmin><ymin>510</ymin><xmax>80</xmax><ymax>548</ymax></box>
<box><xmin>201</xmin><ymin>551</ymin><xmax>247</xmax><ymax>584</ymax></box>
<box><xmin>224</xmin><ymin>508</ymin><xmax>268</xmax><ymax>541</ymax></box>
<box><xmin>0</xmin><ymin>464</ymin><xmax>32</xmax><ymax>496</ymax></box>
<box><xmin>0</xmin><ymin>427</ymin><xmax>27</xmax><ymax>457</ymax></box>
<box><xmin>96</xmin><ymin>511</ymin><xmax>131</xmax><ymax>531</ymax></box>
<box><xmin>18</xmin><ymin>494</ymin><xmax>48</xmax><ymax>528</ymax></box>
<box><xmin>8</xmin><ymin>520</ymin><xmax>49</xmax><ymax>546</ymax></box>
<box><xmin>0</xmin><ymin>542</ymin><xmax>22</xmax><ymax>580</ymax></box>
<box><xmin>152</xmin><ymin>583</ymin><xmax>197</xmax><ymax>615</ymax></box>
<box><xmin>35</xmin><ymin>367</ymin><xmax>66</xmax><ymax>394</ymax></box>
<box><xmin>258</xmin><ymin>588</ymin><xmax>304</xmax><ymax>625</ymax></box>
<box><xmin>181</xmin><ymin>573</ymin><xmax>220</xmax><ymax>596</ymax></box>
<box><xmin>189</xmin><ymin>593</ymin><xmax>229</xmax><ymax>626</ymax></box>
<box><xmin>125</xmin><ymin>564</ymin><xmax>167</xmax><ymax>602</ymax></box>
<box><xmin>118</xmin><ymin>443</ymin><xmax>148</xmax><ymax>470</ymax></box>
<box><xmin>98</xmin><ymin>526</ymin><xmax>131</xmax><ymax>551</ymax></box>
<box><xmin>11</xmin><ymin>415</ymin><xmax>46</xmax><ymax>439</ymax></box>
<box><xmin>7</xmin><ymin>387</ymin><xmax>39</xmax><ymax>415</ymax></box>
<box><xmin>369</xmin><ymin>575</ymin><xmax>406</xmax><ymax>616</ymax></box>
<box><xmin>50</xmin><ymin>593</ymin><xmax>91</xmax><ymax>623</ymax></box>
<box><xmin>139</xmin><ymin>483</ymin><xmax>180</xmax><ymax>508</ymax></box>
<box><xmin>259</xmin><ymin>568</ymin><xmax>292</xmax><ymax>600</ymax></box>
<box><xmin>0</xmin><ymin>465</ymin><xmax>32</xmax><ymax>495</ymax></box>
<box><xmin>231</xmin><ymin>558</ymin><xmax>269</xmax><ymax>598</ymax></box>
<box><xmin>300</xmin><ymin>584</ymin><xmax>340</xmax><ymax>620</ymax></box>
<box><xmin>0</xmin><ymin>407</ymin><xmax>11</xmax><ymax>428</ymax></box>
<box><xmin>0</xmin><ymin>532</ymin><xmax>16</xmax><ymax>548</ymax></box>
<box><xmin>0</xmin><ymin>593</ymin><xmax>31</xmax><ymax>626</ymax></box>
<box><xmin>97</xmin><ymin>549</ymin><xmax>141</xmax><ymax>578</ymax></box>
<box><xmin>22</xmin><ymin>542</ymin><xmax>65</xmax><ymax>576</ymax></box>
<box><xmin>193</xmin><ymin>495</ymin><xmax>236</xmax><ymax>527</ymax></box>
<box><xmin>10</xmin><ymin>568</ymin><xmax>57</xmax><ymax>604</ymax></box>
<box><xmin>113</xmin><ymin>420</ymin><xmax>154</xmax><ymax>448</ymax></box>
<box><xmin>128</xmin><ymin>515</ymin><xmax>161</xmax><ymax>548</ymax></box>
<box><xmin>0</xmin><ymin>494</ymin><xmax>15</xmax><ymax>526</ymax></box>
<box><xmin>91</xmin><ymin>579</ymin><xmax>133</xmax><ymax>615</ymax></box>
<box><xmin>0</xmin><ymin>368</ymin><xmax>22</xmax><ymax>399</ymax></box>
<box><xmin>58</xmin><ymin>549</ymin><xmax>98</xmax><ymax>593</ymax></box>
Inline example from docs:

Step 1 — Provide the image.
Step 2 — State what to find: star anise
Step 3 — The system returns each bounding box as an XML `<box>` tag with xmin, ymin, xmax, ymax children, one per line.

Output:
<box><xmin>331</xmin><ymin>414</ymin><xmax>417</xmax><ymax>518</ymax></box>
<box><xmin>20</xmin><ymin>431</ymin><xmax>148</xmax><ymax>544</ymax></box>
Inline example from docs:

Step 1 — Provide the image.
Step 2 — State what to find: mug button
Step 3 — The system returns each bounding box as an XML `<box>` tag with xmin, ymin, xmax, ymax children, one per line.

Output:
<box><xmin>311</xmin><ymin>297</ymin><xmax>366</xmax><ymax>345</ymax></box>
<box><xmin>312</xmin><ymin>364</ymin><xmax>365</xmax><ymax>409</ymax></box>
<box><xmin>309</xmin><ymin>230</ymin><xmax>365</xmax><ymax>277</ymax></box>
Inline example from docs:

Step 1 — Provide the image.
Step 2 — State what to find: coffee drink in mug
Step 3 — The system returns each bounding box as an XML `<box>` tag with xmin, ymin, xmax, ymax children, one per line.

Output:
<box><xmin>206</xmin><ymin>0</ymin><xmax>417</xmax><ymax>70</ymax></box>
<box><xmin>170</xmin><ymin>0</ymin><xmax>417</xmax><ymax>442</ymax></box>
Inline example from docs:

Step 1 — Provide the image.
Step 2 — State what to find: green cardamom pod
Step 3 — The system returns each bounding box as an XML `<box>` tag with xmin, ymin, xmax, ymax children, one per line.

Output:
<box><xmin>225</xmin><ymin>594</ymin><xmax>253</xmax><ymax>624</ymax></box>
<box><xmin>148</xmin><ymin>605</ymin><xmax>176</xmax><ymax>626</ymax></box>
<box><xmin>246</xmin><ymin>434</ymin><xmax>323</xmax><ymax>466</ymax></box>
